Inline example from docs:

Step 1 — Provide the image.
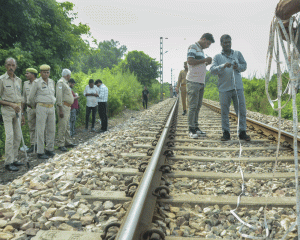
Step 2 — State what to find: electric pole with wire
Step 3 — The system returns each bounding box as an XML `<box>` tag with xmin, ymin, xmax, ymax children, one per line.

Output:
<box><xmin>160</xmin><ymin>37</ymin><xmax>163</xmax><ymax>101</ymax></box>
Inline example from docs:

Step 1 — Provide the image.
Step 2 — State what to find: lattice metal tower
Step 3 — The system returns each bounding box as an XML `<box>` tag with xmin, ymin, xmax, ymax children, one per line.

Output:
<box><xmin>171</xmin><ymin>68</ymin><xmax>173</xmax><ymax>87</ymax></box>
<box><xmin>160</xmin><ymin>37</ymin><xmax>163</xmax><ymax>101</ymax></box>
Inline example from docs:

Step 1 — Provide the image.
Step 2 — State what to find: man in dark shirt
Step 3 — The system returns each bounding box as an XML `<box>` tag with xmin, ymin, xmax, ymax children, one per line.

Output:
<box><xmin>142</xmin><ymin>86</ymin><xmax>149</xmax><ymax>109</ymax></box>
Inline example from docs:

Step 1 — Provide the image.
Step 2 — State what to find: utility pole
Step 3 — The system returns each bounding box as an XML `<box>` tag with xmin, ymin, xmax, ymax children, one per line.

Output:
<box><xmin>171</xmin><ymin>68</ymin><xmax>173</xmax><ymax>87</ymax></box>
<box><xmin>160</xmin><ymin>37</ymin><xmax>163</xmax><ymax>101</ymax></box>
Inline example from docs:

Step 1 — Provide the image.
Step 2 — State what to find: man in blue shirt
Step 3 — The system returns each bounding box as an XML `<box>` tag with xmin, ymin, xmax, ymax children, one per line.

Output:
<box><xmin>210</xmin><ymin>34</ymin><xmax>250</xmax><ymax>141</ymax></box>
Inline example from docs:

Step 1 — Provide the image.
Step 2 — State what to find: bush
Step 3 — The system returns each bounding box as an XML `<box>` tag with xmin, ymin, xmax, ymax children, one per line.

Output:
<box><xmin>72</xmin><ymin>68</ymin><xmax>143</xmax><ymax>118</ymax></box>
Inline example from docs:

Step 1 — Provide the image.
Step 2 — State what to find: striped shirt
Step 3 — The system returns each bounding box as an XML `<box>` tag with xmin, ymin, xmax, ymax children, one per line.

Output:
<box><xmin>97</xmin><ymin>84</ymin><xmax>108</xmax><ymax>102</ymax></box>
<box><xmin>186</xmin><ymin>42</ymin><xmax>207</xmax><ymax>84</ymax></box>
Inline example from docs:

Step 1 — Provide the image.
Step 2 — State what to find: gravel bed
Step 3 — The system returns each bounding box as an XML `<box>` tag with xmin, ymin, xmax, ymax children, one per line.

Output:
<box><xmin>0</xmin><ymin>99</ymin><xmax>175</xmax><ymax>239</ymax></box>
<box><xmin>167</xmin><ymin>177</ymin><xmax>296</xmax><ymax>197</ymax></box>
<box><xmin>154</xmin><ymin>101</ymin><xmax>298</xmax><ymax>239</ymax></box>
<box><xmin>205</xmin><ymin>99</ymin><xmax>300</xmax><ymax>135</ymax></box>
<box><xmin>154</xmin><ymin>202</ymin><xmax>297</xmax><ymax>239</ymax></box>
<box><xmin>169</xmin><ymin>159</ymin><xmax>297</xmax><ymax>174</ymax></box>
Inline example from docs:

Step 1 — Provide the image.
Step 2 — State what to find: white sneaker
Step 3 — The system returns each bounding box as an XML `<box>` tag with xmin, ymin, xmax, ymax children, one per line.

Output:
<box><xmin>195</xmin><ymin>127</ymin><xmax>206</xmax><ymax>137</ymax></box>
<box><xmin>189</xmin><ymin>129</ymin><xmax>198</xmax><ymax>139</ymax></box>
<box><xmin>20</xmin><ymin>146</ymin><xmax>29</xmax><ymax>152</ymax></box>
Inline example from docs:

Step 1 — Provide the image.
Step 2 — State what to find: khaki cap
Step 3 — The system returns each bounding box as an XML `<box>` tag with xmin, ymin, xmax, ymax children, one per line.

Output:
<box><xmin>40</xmin><ymin>64</ymin><xmax>51</xmax><ymax>71</ymax></box>
<box><xmin>26</xmin><ymin>68</ymin><xmax>38</xmax><ymax>74</ymax></box>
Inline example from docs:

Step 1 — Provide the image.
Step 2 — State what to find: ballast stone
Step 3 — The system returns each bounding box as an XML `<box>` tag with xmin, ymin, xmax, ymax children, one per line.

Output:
<box><xmin>32</xmin><ymin>230</ymin><xmax>102</xmax><ymax>240</ymax></box>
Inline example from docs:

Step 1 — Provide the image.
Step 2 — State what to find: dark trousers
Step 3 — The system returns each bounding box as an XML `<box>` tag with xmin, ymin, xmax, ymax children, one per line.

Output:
<box><xmin>143</xmin><ymin>97</ymin><xmax>148</xmax><ymax>109</ymax></box>
<box><xmin>98</xmin><ymin>102</ymin><xmax>108</xmax><ymax>131</ymax></box>
<box><xmin>85</xmin><ymin>106</ymin><xmax>97</xmax><ymax>129</ymax></box>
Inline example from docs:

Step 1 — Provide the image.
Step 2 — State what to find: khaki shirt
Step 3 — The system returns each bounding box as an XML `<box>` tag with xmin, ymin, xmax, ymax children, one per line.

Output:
<box><xmin>23</xmin><ymin>80</ymin><xmax>34</xmax><ymax>105</ymax></box>
<box><xmin>28</xmin><ymin>77</ymin><xmax>56</xmax><ymax>106</ymax></box>
<box><xmin>56</xmin><ymin>77</ymin><xmax>74</xmax><ymax>106</ymax></box>
<box><xmin>0</xmin><ymin>72</ymin><xmax>24</xmax><ymax>103</ymax></box>
<box><xmin>177</xmin><ymin>69</ymin><xmax>187</xmax><ymax>88</ymax></box>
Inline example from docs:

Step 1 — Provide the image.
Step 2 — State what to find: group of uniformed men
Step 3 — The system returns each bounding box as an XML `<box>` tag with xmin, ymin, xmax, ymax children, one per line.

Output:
<box><xmin>0</xmin><ymin>58</ymin><xmax>77</xmax><ymax>172</ymax></box>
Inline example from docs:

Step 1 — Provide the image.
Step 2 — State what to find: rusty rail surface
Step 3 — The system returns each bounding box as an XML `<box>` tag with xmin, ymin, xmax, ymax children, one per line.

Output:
<box><xmin>202</xmin><ymin>101</ymin><xmax>300</xmax><ymax>151</ymax></box>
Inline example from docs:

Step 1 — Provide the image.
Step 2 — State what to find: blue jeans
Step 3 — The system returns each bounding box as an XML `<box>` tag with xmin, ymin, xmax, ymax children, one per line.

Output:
<box><xmin>219</xmin><ymin>89</ymin><xmax>247</xmax><ymax>132</ymax></box>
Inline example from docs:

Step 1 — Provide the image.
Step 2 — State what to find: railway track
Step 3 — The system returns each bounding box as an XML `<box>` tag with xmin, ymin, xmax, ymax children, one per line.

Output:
<box><xmin>1</xmin><ymin>98</ymin><xmax>298</xmax><ymax>240</ymax></box>
<box><xmin>114</xmin><ymin>99</ymin><xmax>299</xmax><ymax>239</ymax></box>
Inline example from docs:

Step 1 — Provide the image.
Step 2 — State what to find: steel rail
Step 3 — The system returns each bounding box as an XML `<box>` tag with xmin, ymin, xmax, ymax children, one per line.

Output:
<box><xmin>203</xmin><ymin>101</ymin><xmax>300</xmax><ymax>150</ymax></box>
<box><xmin>116</xmin><ymin>98</ymin><xmax>178</xmax><ymax>240</ymax></box>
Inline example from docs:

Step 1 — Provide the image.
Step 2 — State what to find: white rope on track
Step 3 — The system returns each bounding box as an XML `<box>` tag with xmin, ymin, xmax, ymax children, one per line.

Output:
<box><xmin>229</xmin><ymin>67</ymin><xmax>269</xmax><ymax>239</ymax></box>
<box><xmin>265</xmin><ymin>15</ymin><xmax>300</xmax><ymax>240</ymax></box>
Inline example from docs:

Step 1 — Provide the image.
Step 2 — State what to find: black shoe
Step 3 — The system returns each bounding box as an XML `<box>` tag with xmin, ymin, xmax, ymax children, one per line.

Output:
<box><xmin>98</xmin><ymin>129</ymin><xmax>106</xmax><ymax>133</ymax></box>
<box><xmin>182</xmin><ymin>110</ymin><xmax>187</xmax><ymax>116</ymax></box>
<box><xmin>58</xmin><ymin>146</ymin><xmax>68</xmax><ymax>152</ymax></box>
<box><xmin>195</xmin><ymin>127</ymin><xmax>206</xmax><ymax>136</ymax></box>
<box><xmin>37</xmin><ymin>154</ymin><xmax>49</xmax><ymax>159</ymax></box>
<box><xmin>5</xmin><ymin>164</ymin><xmax>19</xmax><ymax>171</ymax></box>
<box><xmin>13</xmin><ymin>161</ymin><xmax>25</xmax><ymax>166</ymax></box>
<box><xmin>239</xmin><ymin>131</ymin><xmax>251</xmax><ymax>141</ymax></box>
<box><xmin>221</xmin><ymin>131</ymin><xmax>231</xmax><ymax>141</ymax></box>
<box><xmin>45</xmin><ymin>150</ymin><xmax>56</xmax><ymax>157</ymax></box>
<box><xmin>27</xmin><ymin>145</ymin><xmax>34</xmax><ymax>153</ymax></box>
<box><xmin>65</xmin><ymin>143</ymin><xmax>77</xmax><ymax>148</ymax></box>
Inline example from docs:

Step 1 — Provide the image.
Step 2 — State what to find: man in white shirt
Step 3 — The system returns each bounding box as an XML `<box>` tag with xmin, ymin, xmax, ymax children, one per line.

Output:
<box><xmin>83</xmin><ymin>79</ymin><xmax>98</xmax><ymax>132</ymax></box>
<box><xmin>95</xmin><ymin>79</ymin><xmax>108</xmax><ymax>132</ymax></box>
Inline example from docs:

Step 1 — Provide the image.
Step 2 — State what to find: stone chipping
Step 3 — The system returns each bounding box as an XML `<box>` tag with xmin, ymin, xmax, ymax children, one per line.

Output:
<box><xmin>150</xmin><ymin>100</ymin><xmax>299</xmax><ymax>239</ymax></box>
<box><xmin>0</xmin><ymin>97</ymin><xmax>298</xmax><ymax>239</ymax></box>
<box><xmin>0</xmin><ymin>99</ymin><xmax>175</xmax><ymax>239</ymax></box>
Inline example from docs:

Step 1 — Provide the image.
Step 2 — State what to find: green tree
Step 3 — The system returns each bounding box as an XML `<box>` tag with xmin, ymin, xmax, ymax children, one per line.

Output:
<box><xmin>119</xmin><ymin>50</ymin><xmax>160</xmax><ymax>86</ymax></box>
<box><xmin>0</xmin><ymin>0</ymin><xmax>90</xmax><ymax>79</ymax></box>
<box><xmin>77</xmin><ymin>40</ymin><xmax>127</xmax><ymax>74</ymax></box>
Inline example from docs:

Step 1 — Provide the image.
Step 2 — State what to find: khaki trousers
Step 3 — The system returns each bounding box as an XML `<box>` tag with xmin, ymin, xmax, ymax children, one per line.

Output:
<box><xmin>180</xmin><ymin>85</ymin><xmax>187</xmax><ymax>111</ymax></box>
<box><xmin>57</xmin><ymin>105</ymin><xmax>72</xmax><ymax>147</ymax></box>
<box><xmin>36</xmin><ymin>104</ymin><xmax>55</xmax><ymax>154</ymax></box>
<box><xmin>2</xmin><ymin>106</ymin><xmax>22</xmax><ymax>165</ymax></box>
<box><xmin>26</xmin><ymin>108</ymin><xmax>36</xmax><ymax>145</ymax></box>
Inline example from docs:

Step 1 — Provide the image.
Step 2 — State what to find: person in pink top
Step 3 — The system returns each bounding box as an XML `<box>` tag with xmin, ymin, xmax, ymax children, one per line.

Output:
<box><xmin>68</xmin><ymin>78</ymin><xmax>79</xmax><ymax>137</ymax></box>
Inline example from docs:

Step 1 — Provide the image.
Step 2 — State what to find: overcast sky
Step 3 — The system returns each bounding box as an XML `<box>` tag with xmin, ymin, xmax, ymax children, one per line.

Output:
<box><xmin>59</xmin><ymin>0</ymin><xmax>281</xmax><ymax>84</ymax></box>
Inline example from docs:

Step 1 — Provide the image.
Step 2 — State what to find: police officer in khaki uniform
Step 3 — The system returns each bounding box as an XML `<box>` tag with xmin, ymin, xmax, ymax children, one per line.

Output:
<box><xmin>56</xmin><ymin>69</ymin><xmax>77</xmax><ymax>152</ymax></box>
<box><xmin>176</xmin><ymin>61</ymin><xmax>188</xmax><ymax>115</ymax></box>
<box><xmin>28</xmin><ymin>64</ymin><xmax>56</xmax><ymax>159</ymax></box>
<box><xmin>0</xmin><ymin>58</ymin><xmax>26</xmax><ymax>171</ymax></box>
<box><xmin>23</xmin><ymin>68</ymin><xmax>38</xmax><ymax>153</ymax></box>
